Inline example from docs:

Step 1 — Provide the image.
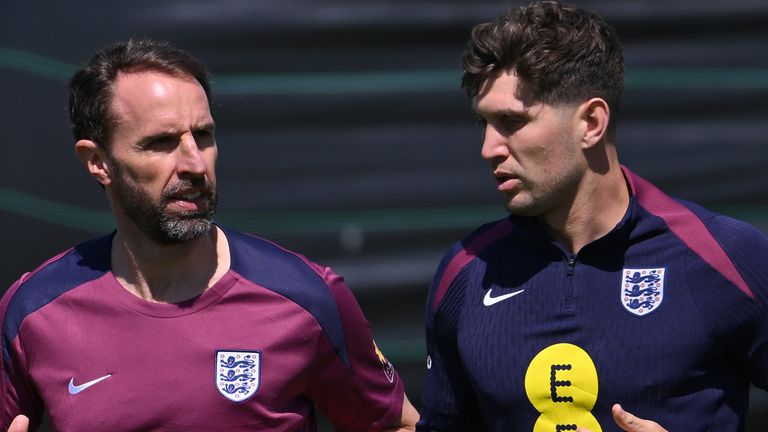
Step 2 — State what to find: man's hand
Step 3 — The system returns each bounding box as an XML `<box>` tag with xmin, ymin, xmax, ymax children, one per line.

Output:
<box><xmin>576</xmin><ymin>404</ymin><xmax>667</xmax><ymax>432</ymax></box>
<box><xmin>7</xmin><ymin>415</ymin><xmax>29</xmax><ymax>432</ymax></box>
<box><xmin>611</xmin><ymin>404</ymin><xmax>667</xmax><ymax>431</ymax></box>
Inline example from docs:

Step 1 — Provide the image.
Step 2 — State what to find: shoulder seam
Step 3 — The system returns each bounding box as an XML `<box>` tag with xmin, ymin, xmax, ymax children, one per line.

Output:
<box><xmin>431</xmin><ymin>218</ymin><xmax>513</xmax><ymax>313</ymax></box>
<box><xmin>625</xmin><ymin>166</ymin><xmax>753</xmax><ymax>299</ymax></box>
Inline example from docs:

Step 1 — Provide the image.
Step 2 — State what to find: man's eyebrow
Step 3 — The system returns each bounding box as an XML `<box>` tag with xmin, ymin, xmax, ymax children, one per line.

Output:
<box><xmin>193</xmin><ymin>121</ymin><xmax>216</xmax><ymax>132</ymax></box>
<box><xmin>136</xmin><ymin>125</ymin><xmax>188</xmax><ymax>145</ymax></box>
<box><xmin>473</xmin><ymin>107</ymin><xmax>528</xmax><ymax>118</ymax></box>
<box><xmin>136</xmin><ymin>131</ymin><xmax>178</xmax><ymax>147</ymax></box>
<box><xmin>139</xmin><ymin>122</ymin><xmax>216</xmax><ymax>144</ymax></box>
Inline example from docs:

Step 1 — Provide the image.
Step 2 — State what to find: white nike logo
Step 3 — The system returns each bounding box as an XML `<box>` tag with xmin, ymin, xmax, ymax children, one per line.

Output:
<box><xmin>68</xmin><ymin>374</ymin><xmax>112</xmax><ymax>395</ymax></box>
<box><xmin>483</xmin><ymin>288</ymin><xmax>525</xmax><ymax>306</ymax></box>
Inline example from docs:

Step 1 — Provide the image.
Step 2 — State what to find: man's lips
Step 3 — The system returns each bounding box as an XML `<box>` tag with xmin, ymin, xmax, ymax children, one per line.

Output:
<box><xmin>166</xmin><ymin>190</ymin><xmax>208</xmax><ymax>211</ymax></box>
<box><xmin>493</xmin><ymin>172</ymin><xmax>521</xmax><ymax>192</ymax></box>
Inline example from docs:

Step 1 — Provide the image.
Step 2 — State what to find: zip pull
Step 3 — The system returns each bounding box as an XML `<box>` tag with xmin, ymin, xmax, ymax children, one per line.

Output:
<box><xmin>566</xmin><ymin>256</ymin><xmax>576</xmax><ymax>276</ymax></box>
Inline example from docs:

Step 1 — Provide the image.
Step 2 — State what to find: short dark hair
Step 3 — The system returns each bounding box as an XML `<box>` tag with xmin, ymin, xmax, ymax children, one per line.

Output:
<box><xmin>68</xmin><ymin>38</ymin><xmax>213</xmax><ymax>150</ymax></box>
<box><xmin>462</xmin><ymin>1</ymin><xmax>624</xmax><ymax>133</ymax></box>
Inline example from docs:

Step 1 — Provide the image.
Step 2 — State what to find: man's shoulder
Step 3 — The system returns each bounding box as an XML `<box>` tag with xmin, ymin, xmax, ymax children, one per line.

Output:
<box><xmin>437</xmin><ymin>216</ymin><xmax>530</xmax><ymax>274</ymax></box>
<box><xmin>6</xmin><ymin>234</ymin><xmax>111</xmax><ymax>295</ymax></box>
<box><xmin>653</xmin><ymin>198</ymin><xmax>768</xmax><ymax>268</ymax></box>
<box><xmin>688</xmin><ymin>204</ymin><xmax>768</xmax><ymax>282</ymax></box>
<box><xmin>626</xmin><ymin>167</ymin><xmax>765</xmax><ymax>248</ymax></box>
<box><xmin>222</xmin><ymin>228</ymin><xmax>358</xmax><ymax>364</ymax></box>
<box><xmin>428</xmin><ymin>217</ymin><xmax>521</xmax><ymax>316</ymax></box>
<box><xmin>681</xmin><ymin>200</ymin><xmax>767</xmax><ymax>246</ymax></box>
<box><xmin>1</xmin><ymin>234</ymin><xmax>112</xmax><ymax>340</ymax></box>
<box><xmin>223</xmin><ymin>227</ymin><xmax>340</xmax><ymax>307</ymax></box>
<box><xmin>643</xmin><ymin>197</ymin><xmax>768</xmax><ymax>301</ymax></box>
<box><xmin>224</xmin><ymin>228</ymin><xmax>326</xmax><ymax>282</ymax></box>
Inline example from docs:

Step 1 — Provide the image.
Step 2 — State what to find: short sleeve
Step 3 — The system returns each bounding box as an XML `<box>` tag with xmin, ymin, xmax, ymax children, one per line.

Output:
<box><xmin>305</xmin><ymin>267</ymin><xmax>404</xmax><ymax>431</ymax></box>
<box><xmin>0</xmin><ymin>276</ymin><xmax>44</xmax><ymax>430</ymax></box>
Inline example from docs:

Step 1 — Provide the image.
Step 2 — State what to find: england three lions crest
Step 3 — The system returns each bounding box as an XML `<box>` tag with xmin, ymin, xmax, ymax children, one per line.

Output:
<box><xmin>216</xmin><ymin>350</ymin><xmax>261</xmax><ymax>402</ymax></box>
<box><xmin>621</xmin><ymin>268</ymin><xmax>665</xmax><ymax>316</ymax></box>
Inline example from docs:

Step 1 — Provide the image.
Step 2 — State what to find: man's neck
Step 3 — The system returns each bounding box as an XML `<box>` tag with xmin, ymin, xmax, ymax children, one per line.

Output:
<box><xmin>111</xmin><ymin>225</ymin><xmax>230</xmax><ymax>303</ymax></box>
<box><xmin>541</xmin><ymin>166</ymin><xmax>630</xmax><ymax>255</ymax></box>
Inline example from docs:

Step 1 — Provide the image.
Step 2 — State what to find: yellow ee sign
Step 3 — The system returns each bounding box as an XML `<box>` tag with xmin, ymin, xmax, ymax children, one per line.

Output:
<box><xmin>524</xmin><ymin>343</ymin><xmax>601</xmax><ymax>432</ymax></box>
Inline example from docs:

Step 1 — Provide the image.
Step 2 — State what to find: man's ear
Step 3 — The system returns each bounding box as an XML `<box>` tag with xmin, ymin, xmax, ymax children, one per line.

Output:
<box><xmin>75</xmin><ymin>140</ymin><xmax>112</xmax><ymax>186</ymax></box>
<box><xmin>577</xmin><ymin>97</ymin><xmax>610</xmax><ymax>149</ymax></box>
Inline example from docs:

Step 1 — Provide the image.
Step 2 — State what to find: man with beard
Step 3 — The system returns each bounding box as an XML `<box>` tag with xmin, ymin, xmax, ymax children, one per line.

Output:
<box><xmin>418</xmin><ymin>1</ymin><xmax>767</xmax><ymax>432</ymax></box>
<box><xmin>0</xmin><ymin>39</ymin><xmax>418</xmax><ymax>432</ymax></box>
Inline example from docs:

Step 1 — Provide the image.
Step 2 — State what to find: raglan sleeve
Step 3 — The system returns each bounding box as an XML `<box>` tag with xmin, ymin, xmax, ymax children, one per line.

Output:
<box><xmin>704</xmin><ymin>216</ymin><xmax>768</xmax><ymax>390</ymax></box>
<box><xmin>417</xmin><ymin>245</ymin><xmax>481</xmax><ymax>432</ymax></box>
<box><xmin>0</xmin><ymin>275</ymin><xmax>44</xmax><ymax>430</ymax></box>
<box><xmin>304</xmin><ymin>266</ymin><xmax>406</xmax><ymax>431</ymax></box>
<box><xmin>729</xmin><ymin>224</ymin><xmax>768</xmax><ymax>389</ymax></box>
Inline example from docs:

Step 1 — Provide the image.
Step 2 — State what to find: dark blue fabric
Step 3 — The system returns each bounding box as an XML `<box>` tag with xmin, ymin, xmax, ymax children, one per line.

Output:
<box><xmin>224</xmin><ymin>228</ymin><xmax>349</xmax><ymax>368</ymax></box>
<box><xmin>419</xmin><ymin>194</ymin><xmax>768</xmax><ymax>431</ymax></box>
<box><xmin>2</xmin><ymin>234</ymin><xmax>111</xmax><ymax>373</ymax></box>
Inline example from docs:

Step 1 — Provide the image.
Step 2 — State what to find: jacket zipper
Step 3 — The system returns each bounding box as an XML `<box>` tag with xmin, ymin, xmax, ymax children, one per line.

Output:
<box><xmin>566</xmin><ymin>256</ymin><xmax>576</xmax><ymax>276</ymax></box>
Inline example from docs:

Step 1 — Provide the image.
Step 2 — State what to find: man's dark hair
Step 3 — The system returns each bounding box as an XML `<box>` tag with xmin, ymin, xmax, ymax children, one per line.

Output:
<box><xmin>462</xmin><ymin>1</ymin><xmax>624</xmax><ymax>134</ymax></box>
<box><xmin>68</xmin><ymin>38</ymin><xmax>213</xmax><ymax>150</ymax></box>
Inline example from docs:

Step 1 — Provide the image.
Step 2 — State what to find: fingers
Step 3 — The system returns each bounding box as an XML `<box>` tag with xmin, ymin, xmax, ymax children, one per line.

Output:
<box><xmin>612</xmin><ymin>404</ymin><xmax>667</xmax><ymax>431</ymax></box>
<box><xmin>8</xmin><ymin>415</ymin><xmax>29</xmax><ymax>432</ymax></box>
<box><xmin>612</xmin><ymin>404</ymin><xmax>640</xmax><ymax>430</ymax></box>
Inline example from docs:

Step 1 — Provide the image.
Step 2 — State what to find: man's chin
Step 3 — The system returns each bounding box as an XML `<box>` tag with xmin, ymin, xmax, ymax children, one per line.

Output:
<box><xmin>164</xmin><ymin>206</ymin><xmax>210</xmax><ymax>218</ymax></box>
<box><xmin>503</xmin><ymin>199</ymin><xmax>538</xmax><ymax>218</ymax></box>
<box><xmin>151</xmin><ymin>217</ymin><xmax>213</xmax><ymax>245</ymax></box>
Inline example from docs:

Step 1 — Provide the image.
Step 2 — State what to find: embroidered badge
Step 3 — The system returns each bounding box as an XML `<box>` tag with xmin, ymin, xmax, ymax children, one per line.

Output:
<box><xmin>373</xmin><ymin>341</ymin><xmax>395</xmax><ymax>383</ymax></box>
<box><xmin>216</xmin><ymin>350</ymin><xmax>261</xmax><ymax>402</ymax></box>
<box><xmin>621</xmin><ymin>268</ymin><xmax>665</xmax><ymax>316</ymax></box>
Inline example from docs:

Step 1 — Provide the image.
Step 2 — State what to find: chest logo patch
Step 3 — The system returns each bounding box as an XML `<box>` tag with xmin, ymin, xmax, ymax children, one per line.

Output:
<box><xmin>621</xmin><ymin>267</ymin><xmax>665</xmax><ymax>316</ymax></box>
<box><xmin>216</xmin><ymin>350</ymin><xmax>261</xmax><ymax>402</ymax></box>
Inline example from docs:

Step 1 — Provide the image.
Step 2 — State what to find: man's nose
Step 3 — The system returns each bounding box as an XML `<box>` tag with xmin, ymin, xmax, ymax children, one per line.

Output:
<box><xmin>177</xmin><ymin>133</ymin><xmax>207</xmax><ymax>175</ymax></box>
<box><xmin>480</xmin><ymin>125</ymin><xmax>509</xmax><ymax>161</ymax></box>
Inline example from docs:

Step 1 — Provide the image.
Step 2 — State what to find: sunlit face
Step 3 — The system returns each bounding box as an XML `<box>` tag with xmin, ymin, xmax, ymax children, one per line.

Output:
<box><xmin>473</xmin><ymin>69</ymin><xmax>586</xmax><ymax>217</ymax></box>
<box><xmin>105</xmin><ymin>70</ymin><xmax>218</xmax><ymax>244</ymax></box>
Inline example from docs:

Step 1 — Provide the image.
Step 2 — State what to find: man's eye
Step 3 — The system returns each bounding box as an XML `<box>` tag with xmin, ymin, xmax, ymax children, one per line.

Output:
<box><xmin>499</xmin><ymin>116</ymin><xmax>525</xmax><ymax>132</ymax></box>
<box><xmin>148</xmin><ymin>136</ymin><xmax>177</xmax><ymax>148</ymax></box>
<box><xmin>193</xmin><ymin>130</ymin><xmax>215</xmax><ymax>147</ymax></box>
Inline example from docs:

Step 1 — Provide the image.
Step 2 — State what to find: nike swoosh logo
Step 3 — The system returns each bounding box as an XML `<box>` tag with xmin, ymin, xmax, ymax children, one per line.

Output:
<box><xmin>68</xmin><ymin>374</ymin><xmax>112</xmax><ymax>395</ymax></box>
<box><xmin>483</xmin><ymin>288</ymin><xmax>525</xmax><ymax>306</ymax></box>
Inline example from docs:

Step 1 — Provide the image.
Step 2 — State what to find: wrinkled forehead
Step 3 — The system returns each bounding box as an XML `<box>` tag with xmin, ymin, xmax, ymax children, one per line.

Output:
<box><xmin>473</xmin><ymin>69</ymin><xmax>539</xmax><ymax>113</ymax></box>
